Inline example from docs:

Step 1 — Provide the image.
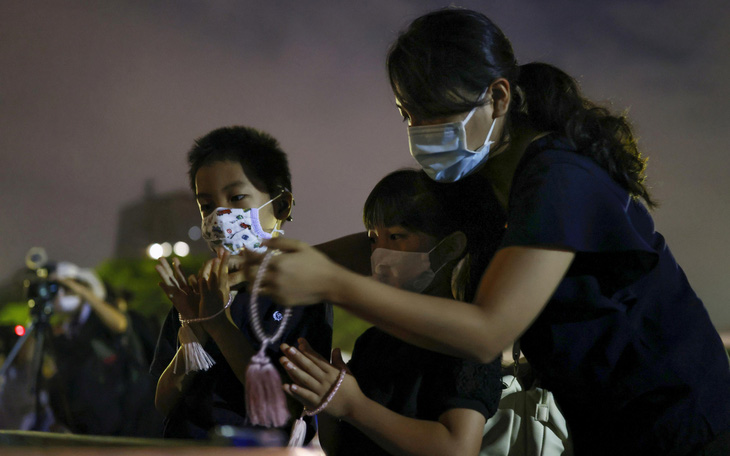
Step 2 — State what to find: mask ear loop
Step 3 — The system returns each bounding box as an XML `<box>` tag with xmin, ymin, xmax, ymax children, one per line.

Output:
<box><xmin>459</xmin><ymin>90</ymin><xmax>496</xmax><ymax>154</ymax></box>
<box><xmin>259</xmin><ymin>191</ymin><xmax>292</xmax><ymax>235</ymax></box>
<box><xmin>460</xmin><ymin>88</ymin><xmax>491</xmax><ymax>125</ymax></box>
<box><xmin>482</xmin><ymin>117</ymin><xmax>497</xmax><ymax>148</ymax></box>
<box><xmin>250</xmin><ymin>196</ymin><xmax>284</xmax><ymax>239</ymax></box>
<box><xmin>274</xmin><ymin>190</ymin><xmax>294</xmax><ymax>225</ymax></box>
<box><xmin>428</xmin><ymin>232</ymin><xmax>466</xmax><ymax>272</ymax></box>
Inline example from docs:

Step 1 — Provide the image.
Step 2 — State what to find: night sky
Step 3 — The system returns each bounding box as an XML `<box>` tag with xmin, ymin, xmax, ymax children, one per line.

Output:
<box><xmin>2</xmin><ymin>1</ymin><xmax>728</xmax><ymax>329</ymax></box>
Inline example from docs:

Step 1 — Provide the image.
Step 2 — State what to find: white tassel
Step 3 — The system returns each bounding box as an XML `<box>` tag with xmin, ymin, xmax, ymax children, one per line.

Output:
<box><xmin>177</xmin><ymin>324</ymin><xmax>215</xmax><ymax>374</ymax></box>
<box><xmin>287</xmin><ymin>415</ymin><xmax>307</xmax><ymax>447</ymax></box>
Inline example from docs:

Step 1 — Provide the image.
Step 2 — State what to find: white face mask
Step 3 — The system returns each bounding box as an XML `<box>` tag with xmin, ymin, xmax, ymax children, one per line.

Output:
<box><xmin>370</xmin><ymin>238</ymin><xmax>452</xmax><ymax>293</ymax></box>
<box><xmin>201</xmin><ymin>196</ymin><xmax>283</xmax><ymax>254</ymax></box>
<box><xmin>408</xmin><ymin>105</ymin><xmax>497</xmax><ymax>183</ymax></box>
<box><xmin>54</xmin><ymin>290</ymin><xmax>82</xmax><ymax>314</ymax></box>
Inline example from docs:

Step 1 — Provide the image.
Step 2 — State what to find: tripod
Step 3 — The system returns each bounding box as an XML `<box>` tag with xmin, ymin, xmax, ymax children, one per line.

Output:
<box><xmin>0</xmin><ymin>295</ymin><xmax>54</xmax><ymax>431</ymax></box>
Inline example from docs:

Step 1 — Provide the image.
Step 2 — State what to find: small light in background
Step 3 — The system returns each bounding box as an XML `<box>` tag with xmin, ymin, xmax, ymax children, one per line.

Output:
<box><xmin>161</xmin><ymin>242</ymin><xmax>173</xmax><ymax>257</ymax></box>
<box><xmin>174</xmin><ymin>241</ymin><xmax>190</xmax><ymax>257</ymax></box>
<box><xmin>188</xmin><ymin>226</ymin><xmax>201</xmax><ymax>241</ymax></box>
<box><xmin>15</xmin><ymin>325</ymin><xmax>25</xmax><ymax>337</ymax></box>
<box><xmin>148</xmin><ymin>243</ymin><xmax>163</xmax><ymax>259</ymax></box>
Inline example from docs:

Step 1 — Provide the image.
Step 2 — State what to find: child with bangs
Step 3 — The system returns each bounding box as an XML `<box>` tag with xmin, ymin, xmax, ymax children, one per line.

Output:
<box><xmin>279</xmin><ymin>169</ymin><xmax>504</xmax><ymax>456</ymax></box>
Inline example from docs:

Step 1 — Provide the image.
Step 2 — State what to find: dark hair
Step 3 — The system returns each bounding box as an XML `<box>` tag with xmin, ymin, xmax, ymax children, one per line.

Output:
<box><xmin>387</xmin><ymin>8</ymin><xmax>517</xmax><ymax>120</ymax></box>
<box><xmin>387</xmin><ymin>7</ymin><xmax>655</xmax><ymax>207</ymax></box>
<box><xmin>364</xmin><ymin>168</ymin><xmax>504</xmax><ymax>301</ymax></box>
<box><xmin>187</xmin><ymin>126</ymin><xmax>292</xmax><ymax>198</ymax></box>
<box><xmin>364</xmin><ymin>169</ymin><xmax>459</xmax><ymax>238</ymax></box>
<box><xmin>516</xmin><ymin>62</ymin><xmax>654</xmax><ymax>206</ymax></box>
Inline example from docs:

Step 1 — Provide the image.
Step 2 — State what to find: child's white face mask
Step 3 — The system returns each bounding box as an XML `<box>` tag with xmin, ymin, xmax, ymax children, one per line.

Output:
<box><xmin>370</xmin><ymin>237</ymin><xmax>454</xmax><ymax>293</ymax></box>
<box><xmin>201</xmin><ymin>197</ymin><xmax>283</xmax><ymax>254</ymax></box>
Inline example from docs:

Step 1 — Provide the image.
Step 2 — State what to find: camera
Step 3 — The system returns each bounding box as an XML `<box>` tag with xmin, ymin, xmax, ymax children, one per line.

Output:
<box><xmin>23</xmin><ymin>247</ymin><xmax>57</xmax><ymax>320</ymax></box>
<box><xmin>25</xmin><ymin>280</ymin><xmax>59</xmax><ymax>302</ymax></box>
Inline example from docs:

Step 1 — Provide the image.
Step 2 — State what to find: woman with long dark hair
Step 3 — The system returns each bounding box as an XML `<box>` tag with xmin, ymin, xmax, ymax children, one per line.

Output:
<box><xmin>256</xmin><ymin>8</ymin><xmax>730</xmax><ymax>455</ymax></box>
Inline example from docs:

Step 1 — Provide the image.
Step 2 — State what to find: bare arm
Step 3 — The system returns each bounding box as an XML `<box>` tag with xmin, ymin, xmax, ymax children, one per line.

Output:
<box><xmin>57</xmin><ymin>278</ymin><xmax>128</xmax><ymax>334</ymax></box>
<box><xmin>281</xmin><ymin>340</ymin><xmax>486</xmax><ymax>456</ymax></box>
<box><xmin>154</xmin><ymin>256</ymin><xmax>260</xmax><ymax>416</ymax></box>
<box><xmin>154</xmin><ymin>329</ymin><xmax>205</xmax><ymax>416</ymax></box>
<box><xmin>345</xmin><ymin>404</ymin><xmax>485</xmax><ymax>456</ymax></box>
<box><xmin>153</xmin><ymin>257</ymin><xmax>210</xmax><ymax>416</ymax></box>
<box><xmin>264</xmin><ymin>238</ymin><xmax>574</xmax><ymax>363</ymax></box>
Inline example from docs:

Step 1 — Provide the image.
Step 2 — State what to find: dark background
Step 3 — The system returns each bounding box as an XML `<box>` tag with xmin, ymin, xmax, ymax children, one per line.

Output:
<box><xmin>2</xmin><ymin>0</ymin><xmax>728</xmax><ymax>329</ymax></box>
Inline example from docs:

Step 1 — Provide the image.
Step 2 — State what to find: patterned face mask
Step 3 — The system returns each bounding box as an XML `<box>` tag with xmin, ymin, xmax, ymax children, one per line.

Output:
<box><xmin>201</xmin><ymin>196</ymin><xmax>283</xmax><ymax>254</ymax></box>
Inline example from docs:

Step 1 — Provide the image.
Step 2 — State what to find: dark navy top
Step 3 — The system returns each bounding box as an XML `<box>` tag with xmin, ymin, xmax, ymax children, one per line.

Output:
<box><xmin>150</xmin><ymin>292</ymin><xmax>332</xmax><ymax>440</ymax></box>
<box><xmin>502</xmin><ymin>134</ymin><xmax>730</xmax><ymax>455</ymax></box>
<box><xmin>332</xmin><ymin>326</ymin><xmax>503</xmax><ymax>456</ymax></box>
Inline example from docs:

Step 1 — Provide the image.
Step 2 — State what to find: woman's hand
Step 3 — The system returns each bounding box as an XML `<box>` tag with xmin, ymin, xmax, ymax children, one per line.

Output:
<box><xmin>155</xmin><ymin>257</ymin><xmax>199</xmax><ymax>320</ymax></box>
<box><xmin>256</xmin><ymin>238</ymin><xmax>344</xmax><ymax>306</ymax></box>
<box><xmin>280</xmin><ymin>338</ymin><xmax>361</xmax><ymax>419</ymax></box>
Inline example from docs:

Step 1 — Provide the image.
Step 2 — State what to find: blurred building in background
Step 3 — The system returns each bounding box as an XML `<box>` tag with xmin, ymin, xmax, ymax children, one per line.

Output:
<box><xmin>114</xmin><ymin>180</ymin><xmax>208</xmax><ymax>260</ymax></box>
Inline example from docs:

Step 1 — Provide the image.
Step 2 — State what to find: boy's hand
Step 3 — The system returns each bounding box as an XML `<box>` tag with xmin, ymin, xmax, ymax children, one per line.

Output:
<box><xmin>197</xmin><ymin>249</ymin><xmax>231</xmax><ymax>323</ymax></box>
<box><xmin>280</xmin><ymin>338</ymin><xmax>360</xmax><ymax>420</ymax></box>
<box><xmin>156</xmin><ymin>257</ymin><xmax>199</xmax><ymax>320</ymax></box>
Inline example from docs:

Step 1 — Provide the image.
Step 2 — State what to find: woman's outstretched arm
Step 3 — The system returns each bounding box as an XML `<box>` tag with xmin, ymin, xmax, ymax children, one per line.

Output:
<box><xmin>262</xmin><ymin>238</ymin><xmax>573</xmax><ymax>363</ymax></box>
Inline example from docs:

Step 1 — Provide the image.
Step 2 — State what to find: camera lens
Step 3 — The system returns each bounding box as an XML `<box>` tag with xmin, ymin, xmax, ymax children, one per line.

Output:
<box><xmin>26</xmin><ymin>280</ymin><xmax>60</xmax><ymax>301</ymax></box>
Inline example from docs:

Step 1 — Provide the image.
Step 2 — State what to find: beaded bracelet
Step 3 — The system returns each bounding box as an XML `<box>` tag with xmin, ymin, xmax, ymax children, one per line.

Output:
<box><xmin>178</xmin><ymin>293</ymin><xmax>234</xmax><ymax>325</ymax></box>
<box><xmin>304</xmin><ymin>368</ymin><xmax>347</xmax><ymax>416</ymax></box>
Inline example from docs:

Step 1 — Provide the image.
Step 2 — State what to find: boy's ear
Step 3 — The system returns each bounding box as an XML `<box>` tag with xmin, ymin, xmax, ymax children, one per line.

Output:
<box><xmin>274</xmin><ymin>191</ymin><xmax>294</xmax><ymax>222</ymax></box>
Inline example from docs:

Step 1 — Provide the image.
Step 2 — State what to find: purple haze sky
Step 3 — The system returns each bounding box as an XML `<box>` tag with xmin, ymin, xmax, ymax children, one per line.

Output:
<box><xmin>1</xmin><ymin>1</ymin><xmax>729</xmax><ymax>328</ymax></box>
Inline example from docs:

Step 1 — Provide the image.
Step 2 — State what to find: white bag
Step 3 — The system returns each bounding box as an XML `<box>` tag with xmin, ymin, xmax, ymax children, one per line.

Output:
<box><xmin>481</xmin><ymin>343</ymin><xmax>572</xmax><ymax>456</ymax></box>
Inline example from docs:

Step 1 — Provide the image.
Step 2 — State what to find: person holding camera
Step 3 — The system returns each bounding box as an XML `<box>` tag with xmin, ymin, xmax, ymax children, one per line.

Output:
<box><xmin>46</xmin><ymin>262</ymin><xmax>162</xmax><ymax>437</ymax></box>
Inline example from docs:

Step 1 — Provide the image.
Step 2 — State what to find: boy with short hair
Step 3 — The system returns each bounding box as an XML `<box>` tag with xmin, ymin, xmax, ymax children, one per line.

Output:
<box><xmin>150</xmin><ymin>126</ymin><xmax>332</xmax><ymax>440</ymax></box>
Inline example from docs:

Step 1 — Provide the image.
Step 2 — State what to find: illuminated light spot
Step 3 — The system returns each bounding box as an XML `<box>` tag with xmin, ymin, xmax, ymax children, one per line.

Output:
<box><xmin>161</xmin><ymin>242</ymin><xmax>173</xmax><ymax>257</ymax></box>
<box><xmin>15</xmin><ymin>325</ymin><xmax>25</xmax><ymax>337</ymax></box>
<box><xmin>148</xmin><ymin>243</ymin><xmax>163</xmax><ymax>259</ymax></box>
<box><xmin>173</xmin><ymin>242</ymin><xmax>190</xmax><ymax>257</ymax></box>
<box><xmin>188</xmin><ymin>226</ymin><xmax>201</xmax><ymax>241</ymax></box>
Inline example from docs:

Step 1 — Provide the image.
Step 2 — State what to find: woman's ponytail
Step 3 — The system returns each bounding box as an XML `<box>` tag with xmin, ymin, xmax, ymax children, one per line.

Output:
<box><xmin>515</xmin><ymin>62</ymin><xmax>656</xmax><ymax>208</ymax></box>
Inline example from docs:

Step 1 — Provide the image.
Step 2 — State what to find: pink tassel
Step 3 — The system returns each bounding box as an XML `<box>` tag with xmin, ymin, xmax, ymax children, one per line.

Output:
<box><xmin>245</xmin><ymin>345</ymin><xmax>290</xmax><ymax>428</ymax></box>
<box><xmin>287</xmin><ymin>414</ymin><xmax>307</xmax><ymax>447</ymax></box>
